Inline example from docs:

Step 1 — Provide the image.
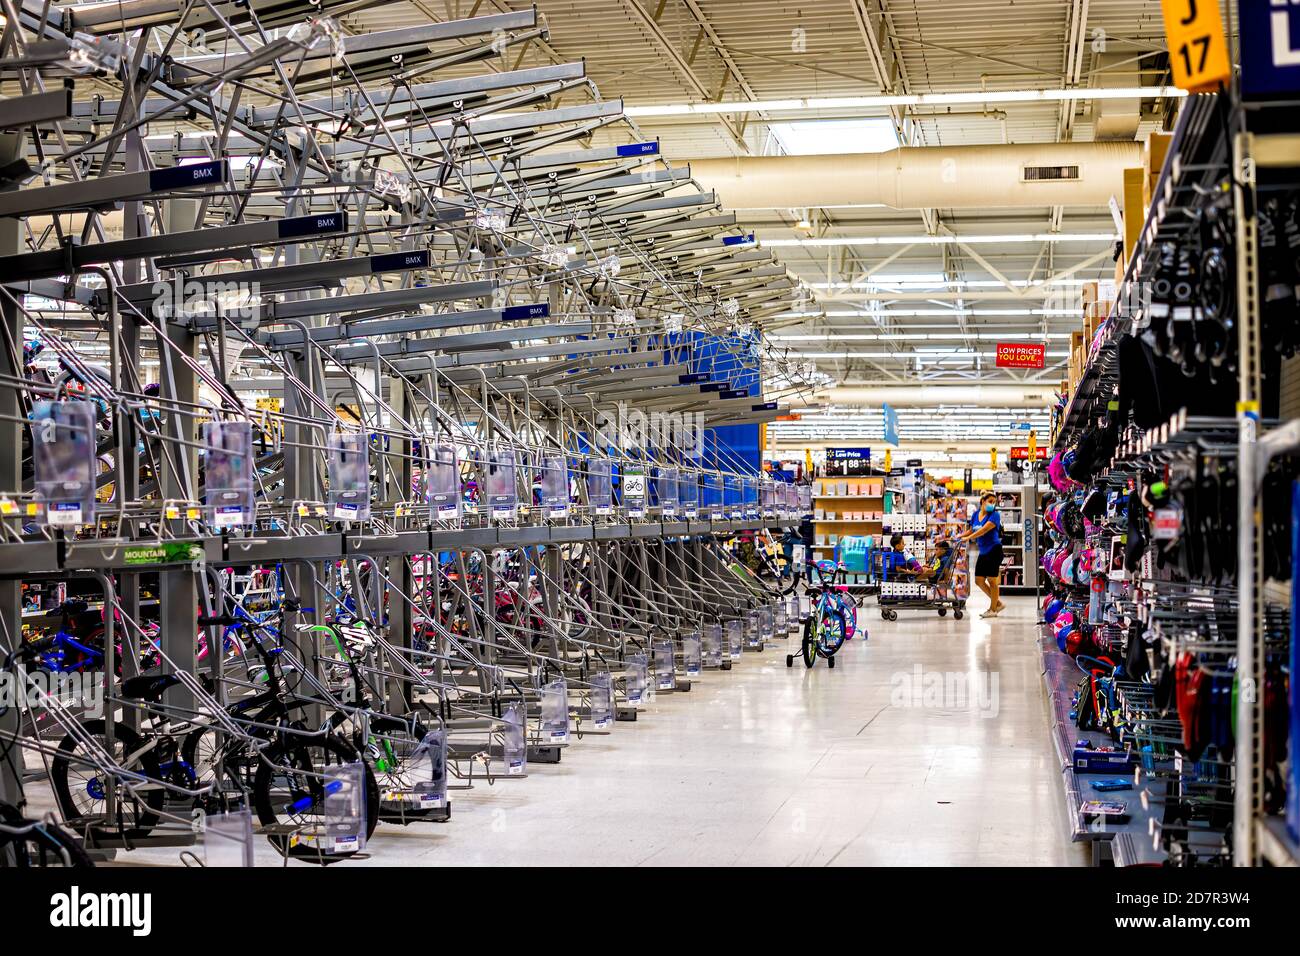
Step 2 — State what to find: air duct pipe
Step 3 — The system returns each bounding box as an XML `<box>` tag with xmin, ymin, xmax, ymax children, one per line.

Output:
<box><xmin>801</xmin><ymin>384</ymin><xmax>1055</xmax><ymax>409</ymax></box>
<box><xmin>687</xmin><ymin>142</ymin><xmax>1141</xmax><ymax>210</ymax></box>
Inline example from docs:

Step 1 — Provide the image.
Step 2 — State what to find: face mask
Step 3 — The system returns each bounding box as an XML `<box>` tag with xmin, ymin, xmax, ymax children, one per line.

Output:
<box><xmin>984</xmin><ymin>503</ymin><xmax>996</xmax><ymax>513</ymax></box>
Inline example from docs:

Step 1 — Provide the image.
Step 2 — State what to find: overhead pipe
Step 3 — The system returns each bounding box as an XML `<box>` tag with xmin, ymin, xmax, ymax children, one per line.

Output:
<box><xmin>686</xmin><ymin>142</ymin><xmax>1142</xmax><ymax>210</ymax></box>
<box><xmin>801</xmin><ymin>384</ymin><xmax>1057</xmax><ymax>409</ymax></box>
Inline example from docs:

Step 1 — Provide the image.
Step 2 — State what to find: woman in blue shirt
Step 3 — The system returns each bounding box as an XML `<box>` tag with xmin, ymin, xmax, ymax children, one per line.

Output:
<box><xmin>958</xmin><ymin>492</ymin><xmax>1005</xmax><ymax>618</ymax></box>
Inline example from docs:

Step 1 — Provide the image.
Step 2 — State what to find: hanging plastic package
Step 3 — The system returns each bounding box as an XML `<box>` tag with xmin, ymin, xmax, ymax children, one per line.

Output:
<box><xmin>30</xmin><ymin>400</ymin><xmax>97</xmax><ymax>528</ymax></box>
<box><xmin>485</xmin><ymin>447</ymin><xmax>519</xmax><ymax>520</ymax></box>
<box><xmin>787</xmin><ymin>593</ymin><xmax>801</xmax><ymax>633</ymax></box>
<box><xmin>682</xmin><ymin>630</ymin><xmax>702</xmax><ymax>677</ymax></box>
<box><xmin>403</xmin><ymin>729</ymin><xmax>448</xmax><ymax>810</ymax></box>
<box><xmin>539</xmin><ymin>454</ymin><xmax>569</xmax><ymax>518</ymax></box>
<box><xmin>502</xmin><ymin>702</ymin><xmax>527</xmax><ymax>775</ymax></box>
<box><xmin>323</xmin><ymin>761</ymin><xmax>367</xmax><ymax>853</ymax></box>
<box><xmin>744</xmin><ymin>478</ymin><xmax>760</xmax><ymax>519</ymax></box>
<box><xmin>623</xmin><ymin>463</ymin><xmax>647</xmax><ymax>518</ymax></box>
<box><xmin>760</xmin><ymin>604</ymin><xmax>774</xmax><ymax>642</ymax></box>
<box><xmin>589</xmin><ymin>671</ymin><xmax>614</xmax><ymax>730</ymax></box>
<box><xmin>703</xmin><ymin>472</ymin><xmax>723</xmax><ymax>518</ymax></box>
<box><xmin>679</xmin><ymin>469</ymin><xmax>699</xmax><ymax>518</ymax></box>
<box><xmin>539</xmin><ymin>677</ymin><xmax>569</xmax><ymax>744</ymax></box>
<box><xmin>653</xmin><ymin>637</ymin><xmax>675</xmax><ymax>690</ymax></box>
<box><xmin>773</xmin><ymin>600</ymin><xmax>787</xmax><ymax>636</ymax></box>
<box><xmin>726</xmin><ymin>475</ymin><xmax>744</xmax><ymax>519</ymax></box>
<box><xmin>656</xmin><ymin>466</ymin><xmax>679</xmax><ymax>516</ymax></box>
<box><xmin>702</xmin><ymin>621</ymin><xmax>723</xmax><ymax>667</ymax></box>
<box><xmin>203</xmin><ymin>809</ymin><xmax>254</xmax><ymax>867</ymax></box>
<box><xmin>625</xmin><ymin>652</ymin><xmax>648</xmax><ymax>705</ymax></box>
<box><xmin>327</xmin><ymin>429</ymin><xmax>371</xmax><ymax>521</ymax></box>
<box><xmin>726</xmin><ymin>618</ymin><xmax>744</xmax><ymax>659</ymax></box>
<box><xmin>203</xmin><ymin>420</ymin><xmax>255</xmax><ymax>528</ymax></box>
<box><xmin>746</xmin><ymin>609</ymin><xmax>762</xmax><ymax>648</ymax></box>
<box><xmin>587</xmin><ymin>457</ymin><xmax>613</xmax><ymax>516</ymax></box>
<box><xmin>425</xmin><ymin>442</ymin><xmax>461</xmax><ymax>521</ymax></box>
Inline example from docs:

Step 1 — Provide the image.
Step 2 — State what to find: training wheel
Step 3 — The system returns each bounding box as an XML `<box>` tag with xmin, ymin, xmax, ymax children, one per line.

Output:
<box><xmin>827</xmin><ymin>655</ymin><xmax>836</xmax><ymax>669</ymax></box>
<box><xmin>954</xmin><ymin>610</ymin><xmax>964</xmax><ymax>620</ymax></box>
<box><xmin>785</xmin><ymin>654</ymin><xmax>794</xmax><ymax>668</ymax></box>
<box><xmin>938</xmin><ymin>607</ymin><xmax>947</xmax><ymax>617</ymax></box>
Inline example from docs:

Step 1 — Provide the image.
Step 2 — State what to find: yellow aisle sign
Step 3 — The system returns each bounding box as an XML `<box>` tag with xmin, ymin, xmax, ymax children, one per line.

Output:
<box><xmin>990</xmin><ymin>447</ymin><xmax>998</xmax><ymax>471</ymax></box>
<box><xmin>1159</xmin><ymin>0</ymin><xmax>1231</xmax><ymax>93</ymax></box>
<box><xmin>883</xmin><ymin>449</ymin><xmax>892</xmax><ymax>472</ymax></box>
<box><xmin>1028</xmin><ymin>430</ymin><xmax>1037</xmax><ymax>462</ymax></box>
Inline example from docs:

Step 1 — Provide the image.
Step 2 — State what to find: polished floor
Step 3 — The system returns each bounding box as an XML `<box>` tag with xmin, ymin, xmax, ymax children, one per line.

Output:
<box><xmin>102</xmin><ymin>592</ymin><xmax>1085</xmax><ymax>866</ymax></box>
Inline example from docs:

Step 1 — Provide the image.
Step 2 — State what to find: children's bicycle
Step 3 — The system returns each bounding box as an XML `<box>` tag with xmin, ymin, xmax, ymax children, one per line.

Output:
<box><xmin>786</xmin><ymin>560</ymin><xmax>861</xmax><ymax>669</ymax></box>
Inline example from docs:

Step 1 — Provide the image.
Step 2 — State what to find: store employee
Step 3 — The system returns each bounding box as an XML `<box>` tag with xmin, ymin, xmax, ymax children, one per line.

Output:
<box><xmin>958</xmin><ymin>492</ymin><xmax>1005</xmax><ymax>618</ymax></box>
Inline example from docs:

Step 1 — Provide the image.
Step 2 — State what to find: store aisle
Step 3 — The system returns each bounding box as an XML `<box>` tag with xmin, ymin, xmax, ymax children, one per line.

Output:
<box><xmin>355</xmin><ymin>594</ymin><xmax>1084</xmax><ymax>867</ymax></box>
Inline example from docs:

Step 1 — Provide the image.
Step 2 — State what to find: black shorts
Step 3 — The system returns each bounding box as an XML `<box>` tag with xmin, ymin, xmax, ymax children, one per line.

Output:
<box><xmin>974</xmin><ymin>545</ymin><xmax>1004</xmax><ymax>579</ymax></box>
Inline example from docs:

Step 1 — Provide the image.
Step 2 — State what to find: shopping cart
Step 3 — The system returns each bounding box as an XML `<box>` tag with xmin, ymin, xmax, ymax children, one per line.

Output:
<box><xmin>874</xmin><ymin>549</ymin><xmax>966</xmax><ymax>621</ymax></box>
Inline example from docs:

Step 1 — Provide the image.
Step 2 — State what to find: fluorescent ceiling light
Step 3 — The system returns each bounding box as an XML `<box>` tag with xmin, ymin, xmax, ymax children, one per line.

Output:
<box><xmin>624</xmin><ymin>87</ymin><xmax>1187</xmax><ymax>117</ymax></box>
<box><xmin>769</xmin><ymin>118</ymin><xmax>898</xmax><ymax>155</ymax></box>
<box><xmin>763</xmin><ymin>233</ymin><xmax>1117</xmax><ymax>248</ymax></box>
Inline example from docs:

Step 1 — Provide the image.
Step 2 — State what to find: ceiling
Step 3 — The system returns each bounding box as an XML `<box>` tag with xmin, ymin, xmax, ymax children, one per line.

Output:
<box><xmin>40</xmin><ymin>0</ymin><xmax>1196</xmax><ymax>452</ymax></box>
<box><xmin>338</xmin><ymin>1</ymin><xmax>1183</xmax><ymax>442</ymax></box>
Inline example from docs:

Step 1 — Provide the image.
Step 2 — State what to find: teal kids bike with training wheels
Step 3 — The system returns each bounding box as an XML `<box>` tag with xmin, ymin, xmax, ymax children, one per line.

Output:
<box><xmin>786</xmin><ymin>559</ymin><xmax>862</xmax><ymax>669</ymax></box>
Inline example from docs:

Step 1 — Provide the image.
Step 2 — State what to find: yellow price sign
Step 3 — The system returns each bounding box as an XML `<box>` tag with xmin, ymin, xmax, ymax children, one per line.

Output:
<box><xmin>1160</xmin><ymin>0</ymin><xmax>1231</xmax><ymax>93</ymax></box>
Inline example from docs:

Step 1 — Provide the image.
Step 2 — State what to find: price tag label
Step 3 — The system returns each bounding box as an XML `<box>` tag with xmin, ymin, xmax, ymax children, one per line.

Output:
<box><xmin>1151</xmin><ymin>507</ymin><xmax>1182</xmax><ymax>540</ymax></box>
<box><xmin>1160</xmin><ymin>0</ymin><xmax>1232</xmax><ymax>93</ymax></box>
<box><xmin>47</xmin><ymin>502</ymin><xmax>83</xmax><ymax>527</ymax></box>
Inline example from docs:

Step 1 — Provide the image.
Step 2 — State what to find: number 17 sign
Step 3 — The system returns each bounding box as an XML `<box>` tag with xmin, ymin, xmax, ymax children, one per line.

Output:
<box><xmin>1160</xmin><ymin>0</ymin><xmax>1232</xmax><ymax>93</ymax></box>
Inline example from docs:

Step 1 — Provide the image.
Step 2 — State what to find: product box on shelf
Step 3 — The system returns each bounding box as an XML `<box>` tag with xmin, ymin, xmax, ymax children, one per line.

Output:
<box><xmin>1073</xmin><ymin>745</ymin><xmax>1137</xmax><ymax>774</ymax></box>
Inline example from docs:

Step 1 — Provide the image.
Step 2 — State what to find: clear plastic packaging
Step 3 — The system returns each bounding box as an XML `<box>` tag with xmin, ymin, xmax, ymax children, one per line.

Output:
<box><xmin>204</xmin><ymin>420</ymin><xmax>255</xmax><ymax>528</ymax></box>
<box><xmin>30</xmin><ymin>400</ymin><xmax>97</xmax><ymax>527</ymax></box>
<box><xmin>327</xmin><ymin>429</ymin><xmax>371</xmax><ymax>521</ymax></box>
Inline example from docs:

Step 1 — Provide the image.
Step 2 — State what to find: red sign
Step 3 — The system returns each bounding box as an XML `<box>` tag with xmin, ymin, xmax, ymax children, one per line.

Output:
<box><xmin>1009</xmin><ymin>446</ymin><xmax>1050</xmax><ymax>460</ymax></box>
<box><xmin>995</xmin><ymin>342</ymin><xmax>1046</xmax><ymax>369</ymax></box>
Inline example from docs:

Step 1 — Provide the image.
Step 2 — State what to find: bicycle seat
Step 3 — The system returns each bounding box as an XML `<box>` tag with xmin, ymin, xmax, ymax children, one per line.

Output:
<box><xmin>121</xmin><ymin>672</ymin><xmax>183</xmax><ymax>701</ymax></box>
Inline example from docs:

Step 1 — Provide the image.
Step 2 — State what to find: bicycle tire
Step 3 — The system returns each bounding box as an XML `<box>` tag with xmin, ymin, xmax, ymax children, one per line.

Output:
<box><xmin>252</xmin><ymin>734</ymin><xmax>380</xmax><ymax>856</ymax></box>
<box><xmin>0</xmin><ymin>804</ymin><xmax>95</xmax><ymax>868</ymax></box>
<box><xmin>51</xmin><ymin>720</ymin><xmax>166</xmax><ymax>842</ymax></box>
<box><xmin>801</xmin><ymin>617</ymin><xmax>818</xmax><ymax>668</ymax></box>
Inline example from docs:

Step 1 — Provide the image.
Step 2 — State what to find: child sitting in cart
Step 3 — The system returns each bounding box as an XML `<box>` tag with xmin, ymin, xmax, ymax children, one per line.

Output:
<box><xmin>895</xmin><ymin>538</ymin><xmax>954</xmax><ymax>588</ymax></box>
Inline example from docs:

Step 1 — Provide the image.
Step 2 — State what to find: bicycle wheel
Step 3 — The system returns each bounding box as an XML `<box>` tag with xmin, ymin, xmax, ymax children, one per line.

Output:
<box><xmin>51</xmin><ymin>720</ymin><xmax>165</xmax><ymax>842</ymax></box>
<box><xmin>800</xmin><ymin>617</ymin><xmax>818</xmax><ymax>668</ymax></box>
<box><xmin>816</xmin><ymin>604</ymin><xmax>848</xmax><ymax>657</ymax></box>
<box><xmin>253</xmin><ymin>733</ymin><xmax>380</xmax><ymax>856</ymax></box>
<box><xmin>0</xmin><ymin>804</ymin><xmax>94</xmax><ymax>868</ymax></box>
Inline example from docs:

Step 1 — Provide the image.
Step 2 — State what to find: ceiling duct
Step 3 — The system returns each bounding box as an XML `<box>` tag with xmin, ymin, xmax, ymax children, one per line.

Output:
<box><xmin>1090</xmin><ymin>54</ymin><xmax>1143</xmax><ymax>141</ymax></box>
<box><xmin>685</xmin><ymin>142</ymin><xmax>1141</xmax><ymax>210</ymax></box>
<box><xmin>803</xmin><ymin>384</ymin><xmax>1055</xmax><ymax>409</ymax></box>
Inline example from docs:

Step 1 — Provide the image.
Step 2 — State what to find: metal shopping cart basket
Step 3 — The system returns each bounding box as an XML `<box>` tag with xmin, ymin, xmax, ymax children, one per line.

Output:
<box><xmin>874</xmin><ymin>549</ymin><xmax>966</xmax><ymax>622</ymax></box>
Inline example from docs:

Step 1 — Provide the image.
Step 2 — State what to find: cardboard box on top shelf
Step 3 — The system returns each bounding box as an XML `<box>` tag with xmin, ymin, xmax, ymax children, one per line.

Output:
<box><xmin>1142</xmin><ymin>134</ymin><xmax>1172</xmax><ymax>210</ymax></box>
<box><xmin>1082</xmin><ymin>281</ymin><xmax>1099</xmax><ymax>312</ymax></box>
<box><xmin>1123</xmin><ymin>167</ymin><xmax>1145</xmax><ymax>264</ymax></box>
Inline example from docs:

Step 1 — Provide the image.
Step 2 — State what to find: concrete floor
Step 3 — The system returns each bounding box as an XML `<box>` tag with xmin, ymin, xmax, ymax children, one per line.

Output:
<box><xmin>97</xmin><ymin>592</ymin><xmax>1086</xmax><ymax>867</ymax></box>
